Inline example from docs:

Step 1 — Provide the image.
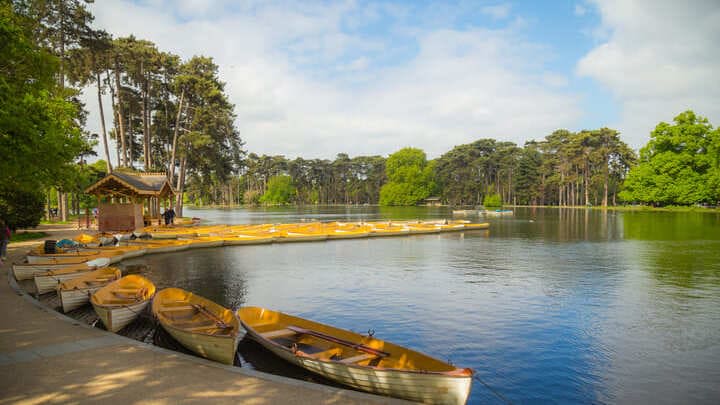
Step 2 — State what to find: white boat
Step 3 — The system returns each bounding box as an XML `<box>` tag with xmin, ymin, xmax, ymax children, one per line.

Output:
<box><xmin>57</xmin><ymin>267</ymin><xmax>122</xmax><ymax>312</ymax></box>
<box><xmin>152</xmin><ymin>288</ymin><xmax>242</xmax><ymax>365</ymax></box>
<box><xmin>91</xmin><ymin>275</ymin><xmax>156</xmax><ymax>332</ymax></box>
<box><xmin>238</xmin><ymin>306</ymin><xmax>473</xmax><ymax>404</ymax></box>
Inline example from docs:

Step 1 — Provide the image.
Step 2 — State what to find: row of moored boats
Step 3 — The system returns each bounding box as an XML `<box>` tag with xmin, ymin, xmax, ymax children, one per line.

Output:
<box><xmin>11</xmin><ymin>220</ymin><xmax>481</xmax><ymax>404</ymax></box>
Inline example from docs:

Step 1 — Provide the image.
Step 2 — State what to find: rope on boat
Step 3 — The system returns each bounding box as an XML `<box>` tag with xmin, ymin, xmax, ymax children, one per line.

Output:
<box><xmin>473</xmin><ymin>371</ymin><xmax>513</xmax><ymax>405</ymax></box>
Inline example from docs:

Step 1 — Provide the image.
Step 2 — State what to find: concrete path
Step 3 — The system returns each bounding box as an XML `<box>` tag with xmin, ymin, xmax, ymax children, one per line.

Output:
<box><xmin>0</xmin><ymin>225</ymin><xmax>408</xmax><ymax>404</ymax></box>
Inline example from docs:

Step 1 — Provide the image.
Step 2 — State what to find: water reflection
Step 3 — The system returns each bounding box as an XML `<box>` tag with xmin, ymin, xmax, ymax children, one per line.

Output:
<box><xmin>120</xmin><ymin>206</ymin><xmax>720</xmax><ymax>404</ymax></box>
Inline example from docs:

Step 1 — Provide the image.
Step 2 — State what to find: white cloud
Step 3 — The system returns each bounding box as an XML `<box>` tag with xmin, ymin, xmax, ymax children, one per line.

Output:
<box><xmin>577</xmin><ymin>0</ymin><xmax>720</xmax><ymax>148</ymax></box>
<box><xmin>574</xmin><ymin>4</ymin><xmax>587</xmax><ymax>16</ymax></box>
<box><xmin>480</xmin><ymin>4</ymin><xmax>512</xmax><ymax>20</ymax></box>
<box><xmin>83</xmin><ymin>0</ymin><xmax>582</xmax><ymax>161</ymax></box>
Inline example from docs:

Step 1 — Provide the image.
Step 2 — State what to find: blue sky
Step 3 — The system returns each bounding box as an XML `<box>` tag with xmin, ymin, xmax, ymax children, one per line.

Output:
<box><xmin>85</xmin><ymin>0</ymin><xmax>720</xmax><ymax>159</ymax></box>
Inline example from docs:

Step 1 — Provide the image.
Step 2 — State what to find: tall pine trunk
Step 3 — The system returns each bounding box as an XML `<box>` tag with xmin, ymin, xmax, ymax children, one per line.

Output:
<box><xmin>176</xmin><ymin>156</ymin><xmax>187</xmax><ymax>216</ymax></box>
<box><xmin>96</xmin><ymin>71</ymin><xmax>112</xmax><ymax>173</ymax></box>
<box><xmin>114</xmin><ymin>62</ymin><xmax>127</xmax><ymax>166</ymax></box>
<box><xmin>141</xmin><ymin>60</ymin><xmax>149</xmax><ymax>171</ymax></box>
<box><xmin>169</xmin><ymin>90</ymin><xmax>184</xmax><ymax>182</ymax></box>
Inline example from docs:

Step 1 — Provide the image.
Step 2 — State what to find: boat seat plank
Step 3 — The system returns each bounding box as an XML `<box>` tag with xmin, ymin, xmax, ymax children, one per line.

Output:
<box><xmin>184</xmin><ymin>325</ymin><xmax>224</xmax><ymax>332</ymax></box>
<box><xmin>305</xmin><ymin>347</ymin><xmax>342</xmax><ymax>359</ymax></box>
<box><xmin>172</xmin><ymin>321</ymin><xmax>216</xmax><ymax>329</ymax></box>
<box><xmin>260</xmin><ymin>328</ymin><xmax>298</xmax><ymax>339</ymax></box>
<box><xmin>338</xmin><ymin>353</ymin><xmax>377</xmax><ymax>364</ymax></box>
<box><xmin>160</xmin><ymin>305</ymin><xmax>196</xmax><ymax>312</ymax></box>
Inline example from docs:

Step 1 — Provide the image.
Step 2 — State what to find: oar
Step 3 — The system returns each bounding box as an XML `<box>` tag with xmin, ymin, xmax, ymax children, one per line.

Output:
<box><xmin>286</xmin><ymin>326</ymin><xmax>389</xmax><ymax>358</ymax></box>
<box><xmin>191</xmin><ymin>304</ymin><xmax>233</xmax><ymax>329</ymax></box>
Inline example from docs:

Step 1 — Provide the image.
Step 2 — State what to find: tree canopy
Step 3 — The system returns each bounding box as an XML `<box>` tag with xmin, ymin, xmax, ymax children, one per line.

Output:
<box><xmin>379</xmin><ymin>148</ymin><xmax>435</xmax><ymax>206</ymax></box>
<box><xmin>620</xmin><ymin>111</ymin><xmax>720</xmax><ymax>206</ymax></box>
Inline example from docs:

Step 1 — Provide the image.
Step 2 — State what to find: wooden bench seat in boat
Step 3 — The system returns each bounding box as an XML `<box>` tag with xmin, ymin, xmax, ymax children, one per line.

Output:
<box><xmin>305</xmin><ymin>347</ymin><xmax>342</xmax><ymax>360</ymax></box>
<box><xmin>159</xmin><ymin>305</ymin><xmax>196</xmax><ymax>312</ymax></box>
<box><xmin>260</xmin><ymin>328</ymin><xmax>298</xmax><ymax>339</ymax></box>
<box><xmin>114</xmin><ymin>288</ymin><xmax>141</xmax><ymax>293</ymax></box>
<box><xmin>338</xmin><ymin>353</ymin><xmax>377</xmax><ymax>364</ymax></box>
<box><xmin>172</xmin><ymin>321</ymin><xmax>216</xmax><ymax>329</ymax></box>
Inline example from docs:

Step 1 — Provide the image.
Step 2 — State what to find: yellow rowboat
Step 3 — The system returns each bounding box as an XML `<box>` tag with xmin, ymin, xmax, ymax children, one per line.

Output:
<box><xmin>326</xmin><ymin>229</ymin><xmax>371</xmax><ymax>239</ymax></box>
<box><xmin>369</xmin><ymin>226</ymin><xmax>412</xmax><ymax>237</ymax></box>
<box><xmin>33</xmin><ymin>258</ymin><xmax>111</xmax><ymax>295</ymax></box>
<box><xmin>462</xmin><ymin>222</ymin><xmax>490</xmax><ymax>230</ymax></box>
<box><xmin>152</xmin><ymin>288</ymin><xmax>242</xmax><ymax>365</ymax></box>
<box><xmin>91</xmin><ymin>275</ymin><xmax>156</xmax><ymax>332</ymax></box>
<box><xmin>26</xmin><ymin>249</ymin><xmax>101</xmax><ymax>264</ymax></box>
<box><xmin>127</xmin><ymin>239</ymin><xmax>193</xmax><ymax>254</ymax></box>
<box><xmin>406</xmin><ymin>225</ymin><xmax>442</xmax><ymax>235</ymax></box>
<box><xmin>57</xmin><ymin>267</ymin><xmax>122</xmax><ymax>312</ymax></box>
<box><xmin>13</xmin><ymin>257</ymin><xmax>104</xmax><ymax>281</ymax></box>
<box><xmin>222</xmin><ymin>234</ymin><xmax>275</xmax><ymax>246</ymax></box>
<box><xmin>273</xmin><ymin>231</ymin><xmax>328</xmax><ymax>243</ymax></box>
<box><xmin>237</xmin><ymin>307</ymin><xmax>473</xmax><ymax>404</ymax></box>
<box><xmin>182</xmin><ymin>236</ymin><xmax>225</xmax><ymax>249</ymax></box>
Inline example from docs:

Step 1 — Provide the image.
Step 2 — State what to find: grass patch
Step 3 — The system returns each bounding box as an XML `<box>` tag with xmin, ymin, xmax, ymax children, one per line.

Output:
<box><xmin>10</xmin><ymin>231</ymin><xmax>50</xmax><ymax>243</ymax></box>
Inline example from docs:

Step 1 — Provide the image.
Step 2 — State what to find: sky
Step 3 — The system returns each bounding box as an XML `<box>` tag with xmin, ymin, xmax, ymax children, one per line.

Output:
<box><xmin>83</xmin><ymin>0</ymin><xmax>720</xmax><ymax>161</ymax></box>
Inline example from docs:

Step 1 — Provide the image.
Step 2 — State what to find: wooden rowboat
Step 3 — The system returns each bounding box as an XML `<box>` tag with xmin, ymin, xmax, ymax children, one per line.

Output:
<box><xmin>13</xmin><ymin>256</ymin><xmax>109</xmax><ymax>281</ymax></box>
<box><xmin>237</xmin><ymin>307</ymin><xmax>473</xmax><ymax>404</ymax></box>
<box><xmin>34</xmin><ymin>264</ymin><xmax>102</xmax><ymax>295</ymax></box>
<box><xmin>57</xmin><ymin>267</ymin><xmax>122</xmax><ymax>312</ymax></box>
<box><xmin>91</xmin><ymin>275</ymin><xmax>156</xmax><ymax>332</ymax></box>
<box><xmin>326</xmin><ymin>229</ymin><xmax>371</xmax><ymax>239</ymax></box>
<box><xmin>26</xmin><ymin>249</ymin><xmax>101</xmax><ymax>264</ymax></box>
<box><xmin>222</xmin><ymin>234</ymin><xmax>274</xmax><ymax>246</ymax></box>
<box><xmin>152</xmin><ymin>288</ymin><xmax>242</xmax><ymax>365</ymax></box>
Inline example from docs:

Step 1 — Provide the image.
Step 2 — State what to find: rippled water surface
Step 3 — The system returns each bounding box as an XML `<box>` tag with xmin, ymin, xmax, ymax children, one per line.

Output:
<box><xmin>122</xmin><ymin>206</ymin><xmax>720</xmax><ymax>404</ymax></box>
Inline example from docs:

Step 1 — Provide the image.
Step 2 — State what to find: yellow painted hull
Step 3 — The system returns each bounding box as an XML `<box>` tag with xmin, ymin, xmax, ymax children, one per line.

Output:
<box><xmin>238</xmin><ymin>307</ymin><xmax>472</xmax><ymax>404</ymax></box>
<box><xmin>91</xmin><ymin>275</ymin><xmax>156</xmax><ymax>333</ymax></box>
<box><xmin>152</xmin><ymin>288</ymin><xmax>242</xmax><ymax>365</ymax></box>
<box><xmin>58</xmin><ymin>268</ymin><xmax>122</xmax><ymax>313</ymax></box>
<box><xmin>34</xmin><ymin>269</ymin><xmax>94</xmax><ymax>295</ymax></box>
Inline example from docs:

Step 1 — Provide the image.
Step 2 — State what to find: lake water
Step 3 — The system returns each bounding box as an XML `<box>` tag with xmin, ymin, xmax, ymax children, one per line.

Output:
<box><xmin>122</xmin><ymin>206</ymin><xmax>720</xmax><ymax>404</ymax></box>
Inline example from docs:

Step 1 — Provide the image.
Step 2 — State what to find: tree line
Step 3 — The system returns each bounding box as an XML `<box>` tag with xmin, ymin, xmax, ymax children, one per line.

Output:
<box><xmin>194</xmin><ymin>127</ymin><xmax>641</xmax><ymax>208</ymax></box>
<box><xmin>192</xmin><ymin>111</ymin><xmax>719</xmax><ymax>208</ymax></box>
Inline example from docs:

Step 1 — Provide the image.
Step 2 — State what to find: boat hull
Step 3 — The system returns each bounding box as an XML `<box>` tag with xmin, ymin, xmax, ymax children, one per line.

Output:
<box><xmin>92</xmin><ymin>300</ymin><xmax>150</xmax><ymax>332</ymax></box>
<box><xmin>222</xmin><ymin>235</ymin><xmax>274</xmax><ymax>245</ymax></box>
<box><xmin>59</xmin><ymin>286</ymin><xmax>101</xmax><ymax>312</ymax></box>
<box><xmin>162</xmin><ymin>324</ymin><xmax>240</xmax><ymax>365</ymax></box>
<box><xmin>34</xmin><ymin>270</ymin><xmax>94</xmax><ymax>295</ymax></box>
<box><xmin>13</xmin><ymin>263</ymin><xmax>84</xmax><ymax>281</ymax></box>
<box><xmin>245</xmin><ymin>328</ymin><xmax>472</xmax><ymax>404</ymax></box>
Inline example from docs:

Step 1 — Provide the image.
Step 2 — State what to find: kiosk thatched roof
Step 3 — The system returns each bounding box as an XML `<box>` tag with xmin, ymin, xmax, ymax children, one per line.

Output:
<box><xmin>85</xmin><ymin>170</ymin><xmax>175</xmax><ymax>199</ymax></box>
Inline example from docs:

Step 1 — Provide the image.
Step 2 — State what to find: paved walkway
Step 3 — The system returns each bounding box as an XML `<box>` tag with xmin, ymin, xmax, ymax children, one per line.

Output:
<box><xmin>0</xmin><ymin>225</ymin><xmax>407</xmax><ymax>404</ymax></box>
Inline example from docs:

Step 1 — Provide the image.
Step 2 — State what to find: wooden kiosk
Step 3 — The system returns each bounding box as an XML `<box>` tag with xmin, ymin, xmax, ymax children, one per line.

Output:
<box><xmin>85</xmin><ymin>170</ymin><xmax>175</xmax><ymax>232</ymax></box>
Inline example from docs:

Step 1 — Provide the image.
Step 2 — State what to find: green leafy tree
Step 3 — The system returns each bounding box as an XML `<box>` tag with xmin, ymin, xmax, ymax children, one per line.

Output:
<box><xmin>620</xmin><ymin>111</ymin><xmax>718</xmax><ymax>205</ymax></box>
<box><xmin>380</xmin><ymin>148</ymin><xmax>435</xmax><ymax>206</ymax></box>
<box><xmin>0</xmin><ymin>187</ymin><xmax>45</xmax><ymax>230</ymax></box>
<box><xmin>0</xmin><ymin>3</ymin><xmax>86</xmax><ymax>194</ymax></box>
<box><xmin>483</xmin><ymin>193</ymin><xmax>502</xmax><ymax>207</ymax></box>
<box><xmin>260</xmin><ymin>175</ymin><xmax>296</xmax><ymax>205</ymax></box>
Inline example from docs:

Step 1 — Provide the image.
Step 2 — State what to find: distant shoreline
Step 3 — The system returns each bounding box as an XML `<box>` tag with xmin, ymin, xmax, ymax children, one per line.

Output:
<box><xmin>185</xmin><ymin>203</ymin><xmax>719</xmax><ymax>213</ymax></box>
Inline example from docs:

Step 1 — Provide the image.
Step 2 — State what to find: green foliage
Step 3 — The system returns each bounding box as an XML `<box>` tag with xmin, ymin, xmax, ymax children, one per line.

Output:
<box><xmin>10</xmin><ymin>231</ymin><xmax>50</xmax><ymax>243</ymax></box>
<box><xmin>0</xmin><ymin>186</ymin><xmax>45</xmax><ymax>230</ymax></box>
<box><xmin>483</xmin><ymin>193</ymin><xmax>502</xmax><ymax>207</ymax></box>
<box><xmin>0</xmin><ymin>4</ymin><xmax>87</xmax><ymax>191</ymax></box>
<box><xmin>380</xmin><ymin>148</ymin><xmax>435</xmax><ymax>206</ymax></box>
<box><xmin>260</xmin><ymin>175</ymin><xmax>296</xmax><ymax>205</ymax></box>
<box><xmin>620</xmin><ymin>111</ymin><xmax>719</xmax><ymax>206</ymax></box>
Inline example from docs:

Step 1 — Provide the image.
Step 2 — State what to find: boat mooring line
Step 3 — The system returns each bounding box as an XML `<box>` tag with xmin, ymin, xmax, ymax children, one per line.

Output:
<box><xmin>473</xmin><ymin>372</ymin><xmax>513</xmax><ymax>405</ymax></box>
